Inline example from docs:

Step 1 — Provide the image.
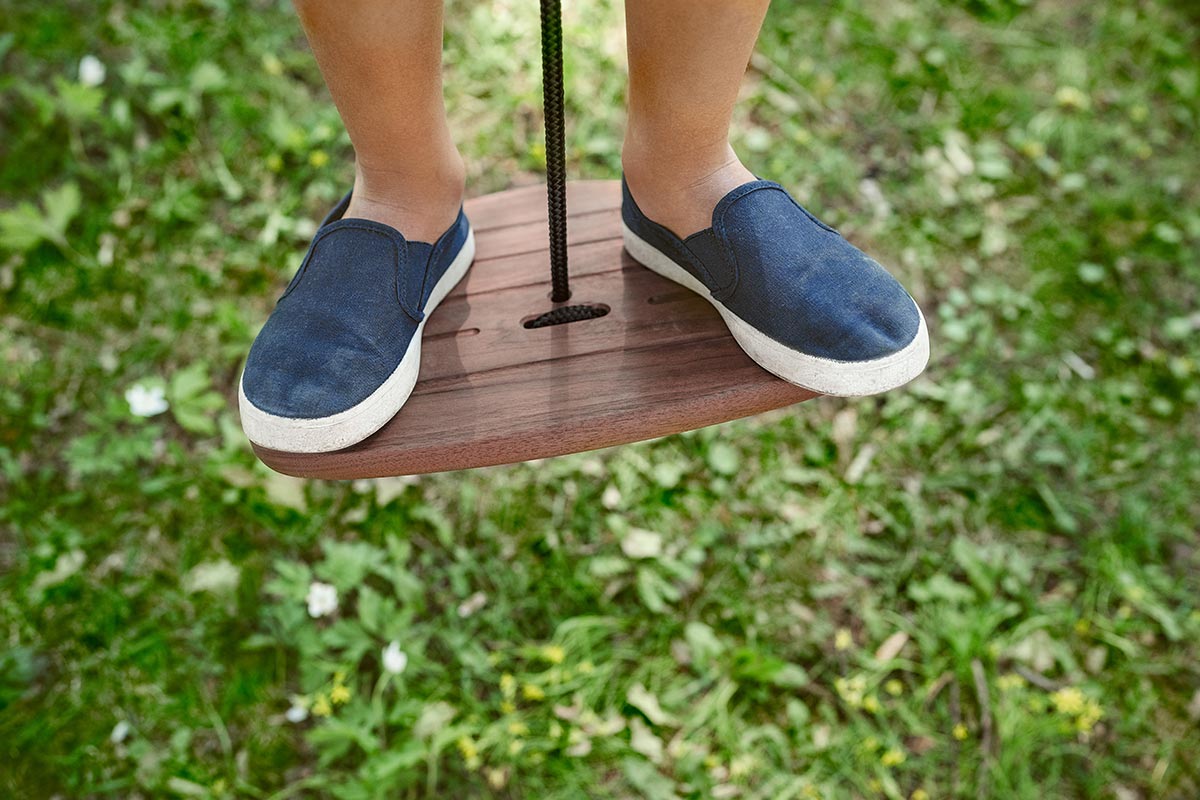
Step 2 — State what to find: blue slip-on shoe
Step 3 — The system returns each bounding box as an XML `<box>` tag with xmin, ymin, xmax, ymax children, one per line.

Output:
<box><xmin>238</xmin><ymin>191</ymin><xmax>475</xmax><ymax>453</ymax></box>
<box><xmin>620</xmin><ymin>173</ymin><xmax>929</xmax><ymax>396</ymax></box>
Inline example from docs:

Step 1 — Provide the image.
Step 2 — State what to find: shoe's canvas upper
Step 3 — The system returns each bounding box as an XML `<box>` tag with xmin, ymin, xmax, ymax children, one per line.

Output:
<box><xmin>621</xmin><ymin>175</ymin><xmax>920</xmax><ymax>362</ymax></box>
<box><xmin>241</xmin><ymin>192</ymin><xmax>471</xmax><ymax>419</ymax></box>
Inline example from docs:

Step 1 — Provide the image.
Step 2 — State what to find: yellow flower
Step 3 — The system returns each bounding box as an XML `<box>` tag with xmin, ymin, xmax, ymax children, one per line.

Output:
<box><xmin>577</xmin><ymin>660</ymin><xmax>594</xmax><ymax>674</ymax></box>
<box><xmin>834</xmin><ymin>674</ymin><xmax>867</xmax><ymax>708</ymax></box>
<box><xmin>457</xmin><ymin>736</ymin><xmax>481</xmax><ymax>769</ymax></box>
<box><xmin>862</xmin><ymin>694</ymin><xmax>880</xmax><ymax>714</ymax></box>
<box><xmin>1073</xmin><ymin>618</ymin><xmax>1091</xmax><ymax>636</ymax></box>
<box><xmin>261</xmin><ymin>53</ymin><xmax>283</xmax><ymax>76</ymax></box>
<box><xmin>881</xmin><ymin>748</ymin><xmax>906</xmax><ymax>767</ymax></box>
<box><xmin>834</xmin><ymin>628</ymin><xmax>853</xmax><ymax>651</ymax></box>
<box><xmin>457</xmin><ymin>736</ymin><xmax>477</xmax><ymax>758</ymax></box>
<box><xmin>730</xmin><ymin>753</ymin><xmax>757</xmax><ymax>778</ymax></box>
<box><xmin>311</xmin><ymin>694</ymin><xmax>332</xmax><ymax>717</ymax></box>
<box><xmin>500</xmin><ymin>701</ymin><xmax>515</xmax><ymax>714</ymax></box>
<box><xmin>1076</xmin><ymin>699</ymin><xmax>1103</xmax><ymax>733</ymax></box>
<box><xmin>1055</xmin><ymin>86</ymin><xmax>1090</xmax><ymax>112</ymax></box>
<box><xmin>1051</xmin><ymin>687</ymin><xmax>1086</xmax><ymax>716</ymax></box>
<box><xmin>885</xmin><ymin>679</ymin><xmax>904</xmax><ymax>697</ymax></box>
<box><xmin>952</xmin><ymin>723</ymin><xmax>968</xmax><ymax>741</ymax></box>
<box><xmin>507</xmin><ymin>720</ymin><xmax>529</xmax><ymax>736</ymax></box>
<box><xmin>265</xmin><ymin>153</ymin><xmax>283</xmax><ymax>172</ymax></box>
<box><xmin>308</xmin><ymin>150</ymin><xmax>330</xmax><ymax>168</ymax></box>
<box><xmin>330</xmin><ymin>684</ymin><xmax>351</xmax><ymax>705</ymax></box>
<box><xmin>997</xmin><ymin>673</ymin><xmax>1026</xmax><ymax>692</ymax></box>
<box><xmin>1019</xmin><ymin>141</ymin><xmax>1046</xmax><ymax>160</ymax></box>
<box><xmin>500</xmin><ymin>673</ymin><xmax>516</xmax><ymax>697</ymax></box>
<box><xmin>508</xmin><ymin>739</ymin><xmax>524</xmax><ymax>755</ymax></box>
<box><xmin>912</xmin><ymin>790</ymin><xmax>930</xmax><ymax>800</ymax></box>
<box><xmin>541</xmin><ymin>644</ymin><xmax>566</xmax><ymax>664</ymax></box>
<box><xmin>522</xmin><ymin>683</ymin><xmax>545</xmax><ymax>701</ymax></box>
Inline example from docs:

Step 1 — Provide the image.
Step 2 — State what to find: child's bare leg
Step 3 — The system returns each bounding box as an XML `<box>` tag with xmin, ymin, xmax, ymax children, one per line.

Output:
<box><xmin>293</xmin><ymin>0</ymin><xmax>466</xmax><ymax>243</ymax></box>
<box><xmin>621</xmin><ymin>0</ymin><xmax>771</xmax><ymax>240</ymax></box>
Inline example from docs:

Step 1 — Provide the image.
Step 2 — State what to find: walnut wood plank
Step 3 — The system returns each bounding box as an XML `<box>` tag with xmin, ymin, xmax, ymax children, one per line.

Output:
<box><xmin>251</xmin><ymin>180</ymin><xmax>817</xmax><ymax>479</ymax></box>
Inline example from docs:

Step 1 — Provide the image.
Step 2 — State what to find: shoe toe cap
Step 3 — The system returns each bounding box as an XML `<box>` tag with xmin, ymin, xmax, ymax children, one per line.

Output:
<box><xmin>727</xmin><ymin>239</ymin><xmax>922</xmax><ymax>363</ymax></box>
<box><xmin>801</xmin><ymin>251</ymin><xmax>922</xmax><ymax>362</ymax></box>
<box><xmin>713</xmin><ymin>185</ymin><xmax>923</xmax><ymax>363</ymax></box>
<box><xmin>240</xmin><ymin>307</ymin><xmax>407</xmax><ymax>420</ymax></box>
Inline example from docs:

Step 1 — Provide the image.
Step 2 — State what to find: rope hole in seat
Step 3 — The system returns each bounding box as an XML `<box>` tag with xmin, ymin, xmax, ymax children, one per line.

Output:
<box><xmin>522</xmin><ymin>303</ymin><xmax>611</xmax><ymax>329</ymax></box>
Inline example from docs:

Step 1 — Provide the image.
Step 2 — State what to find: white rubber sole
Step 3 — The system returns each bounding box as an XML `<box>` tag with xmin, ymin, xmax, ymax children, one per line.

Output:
<box><xmin>238</xmin><ymin>226</ymin><xmax>476</xmax><ymax>453</ymax></box>
<box><xmin>622</xmin><ymin>220</ymin><xmax>929</xmax><ymax>397</ymax></box>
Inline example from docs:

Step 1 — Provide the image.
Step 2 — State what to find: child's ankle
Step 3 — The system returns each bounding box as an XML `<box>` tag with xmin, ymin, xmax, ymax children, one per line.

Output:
<box><xmin>346</xmin><ymin>153</ymin><xmax>467</xmax><ymax>243</ymax></box>
<box><xmin>621</xmin><ymin>143</ymin><xmax>755</xmax><ymax>239</ymax></box>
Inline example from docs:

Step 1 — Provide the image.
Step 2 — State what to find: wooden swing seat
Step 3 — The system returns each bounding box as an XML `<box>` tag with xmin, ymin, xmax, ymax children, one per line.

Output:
<box><xmin>250</xmin><ymin>180</ymin><xmax>817</xmax><ymax>479</ymax></box>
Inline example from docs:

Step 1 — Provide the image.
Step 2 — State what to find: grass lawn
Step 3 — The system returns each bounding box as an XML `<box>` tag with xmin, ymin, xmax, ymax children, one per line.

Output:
<box><xmin>1</xmin><ymin>0</ymin><xmax>1198</xmax><ymax>797</ymax></box>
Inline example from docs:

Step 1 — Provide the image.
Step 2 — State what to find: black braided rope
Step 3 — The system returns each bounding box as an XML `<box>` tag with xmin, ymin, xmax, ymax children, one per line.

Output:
<box><xmin>540</xmin><ymin>0</ymin><xmax>570</xmax><ymax>302</ymax></box>
<box><xmin>523</xmin><ymin>303</ymin><xmax>610</xmax><ymax>329</ymax></box>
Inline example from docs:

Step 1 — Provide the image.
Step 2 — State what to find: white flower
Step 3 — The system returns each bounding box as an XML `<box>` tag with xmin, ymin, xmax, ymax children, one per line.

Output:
<box><xmin>305</xmin><ymin>581</ymin><xmax>338</xmax><ymax>618</ymax></box>
<box><xmin>456</xmin><ymin>591</ymin><xmax>487</xmax><ymax>618</ymax></box>
<box><xmin>110</xmin><ymin>720</ymin><xmax>131</xmax><ymax>744</ymax></box>
<box><xmin>285</xmin><ymin>704</ymin><xmax>308</xmax><ymax>723</ymax></box>
<box><xmin>125</xmin><ymin>382</ymin><xmax>169</xmax><ymax>417</ymax></box>
<box><xmin>79</xmin><ymin>55</ymin><xmax>106</xmax><ymax>87</ymax></box>
<box><xmin>601</xmin><ymin>485</ymin><xmax>622</xmax><ymax>509</ymax></box>
<box><xmin>620</xmin><ymin>528</ymin><xmax>662</xmax><ymax>559</ymax></box>
<box><xmin>382</xmin><ymin>641</ymin><xmax>408</xmax><ymax>675</ymax></box>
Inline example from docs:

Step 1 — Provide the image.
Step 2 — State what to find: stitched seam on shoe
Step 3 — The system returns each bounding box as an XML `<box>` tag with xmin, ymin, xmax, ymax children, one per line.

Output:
<box><xmin>278</xmin><ymin>195</ymin><xmax>354</xmax><ymax>303</ymax></box>
<box><xmin>278</xmin><ymin>221</ymin><xmax>362</xmax><ymax>304</ymax></box>
<box><xmin>424</xmin><ymin>224</ymin><xmax>448</xmax><ymax>310</ymax></box>
<box><xmin>332</xmin><ymin>222</ymin><xmax>412</xmax><ymax>319</ymax></box>
<box><xmin>712</xmin><ymin>183</ymin><xmax>780</xmax><ymax>301</ymax></box>
<box><xmin>280</xmin><ymin>222</ymin><xmax>422</xmax><ymax>322</ymax></box>
<box><xmin>632</xmin><ymin>216</ymin><xmax>715</xmax><ymax>287</ymax></box>
<box><xmin>278</xmin><ymin>235</ymin><xmax>322</xmax><ymax>304</ymax></box>
<box><xmin>708</xmin><ymin>181</ymin><xmax>767</xmax><ymax>298</ymax></box>
<box><xmin>624</xmin><ymin>177</ymin><xmax>720</xmax><ymax>289</ymax></box>
<box><xmin>785</xmin><ymin>192</ymin><xmax>840</xmax><ymax>235</ymax></box>
<box><xmin>711</xmin><ymin>183</ymin><xmax>846</xmax><ymax>302</ymax></box>
<box><xmin>385</xmin><ymin>229</ymin><xmax>423</xmax><ymax>323</ymax></box>
<box><xmin>674</xmin><ymin>239</ymin><xmax>718</xmax><ymax>289</ymax></box>
<box><xmin>423</xmin><ymin>209</ymin><xmax>462</xmax><ymax>311</ymax></box>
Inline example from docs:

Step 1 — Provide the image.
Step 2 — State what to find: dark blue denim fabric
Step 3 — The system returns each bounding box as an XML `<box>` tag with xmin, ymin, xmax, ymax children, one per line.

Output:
<box><xmin>622</xmin><ymin>174</ymin><xmax>920</xmax><ymax>362</ymax></box>
<box><xmin>241</xmin><ymin>192</ymin><xmax>471</xmax><ymax>418</ymax></box>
